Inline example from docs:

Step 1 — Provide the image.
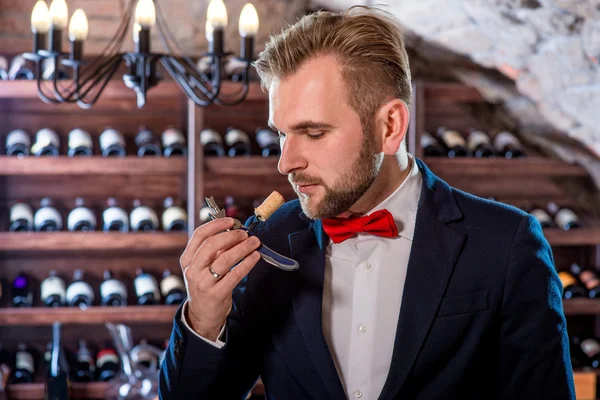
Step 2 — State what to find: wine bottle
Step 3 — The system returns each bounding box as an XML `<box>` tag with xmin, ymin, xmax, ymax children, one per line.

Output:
<box><xmin>580</xmin><ymin>338</ymin><xmax>600</xmax><ymax>369</ymax></box>
<box><xmin>34</xmin><ymin>197</ymin><xmax>62</xmax><ymax>231</ymax></box>
<box><xmin>9</xmin><ymin>202</ymin><xmax>34</xmax><ymax>232</ymax></box>
<box><xmin>41</xmin><ymin>270</ymin><xmax>66</xmax><ymax>308</ymax></box>
<box><xmin>0</xmin><ymin>56</ymin><xmax>8</xmax><ymax>80</ymax></box>
<box><xmin>68</xmin><ymin>197</ymin><xmax>97</xmax><ymax>232</ymax></box>
<box><xmin>569</xmin><ymin>336</ymin><xmax>592</xmax><ymax>369</ymax></box>
<box><xmin>255</xmin><ymin>128</ymin><xmax>281</xmax><ymax>157</ymax></box>
<box><xmin>102</xmin><ymin>198</ymin><xmax>129</xmax><ymax>232</ymax></box>
<box><xmin>224</xmin><ymin>196</ymin><xmax>240</xmax><ymax>219</ymax></box>
<box><xmin>547</xmin><ymin>202</ymin><xmax>582</xmax><ymax>231</ymax></box>
<box><xmin>467</xmin><ymin>128</ymin><xmax>494</xmax><ymax>158</ymax></box>
<box><xmin>420</xmin><ymin>131</ymin><xmax>445</xmax><ymax>157</ymax></box>
<box><xmin>11</xmin><ymin>343</ymin><xmax>34</xmax><ymax>384</ymax></box>
<box><xmin>436</xmin><ymin>127</ymin><xmax>468</xmax><ymax>158</ymax></box>
<box><xmin>67</xmin><ymin>128</ymin><xmax>93</xmax><ymax>157</ymax></box>
<box><xmin>162</xmin><ymin>197</ymin><xmax>187</xmax><ymax>232</ymax></box>
<box><xmin>524</xmin><ymin>204</ymin><xmax>554</xmax><ymax>228</ymax></box>
<box><xmin>225</xmin><ymin>127</ymin><xmax>252</xmax><ymax>157</ymax></box>
<box><xmin>134</xmin><ymin>268</ymin><xmax>160</xmax><ymax>305</ymax></box>
<box><xmin>99</xmin><ymin>128</ymin><xmax>127</xmax><ymax>157</ymax></box>
<box><xmin>570</xmin><ymin>263</ymin><xmax>600</xmax><ymax>299</ymax></box>
<box><xmin>72</xmin><ymin>340</ymin><xmax>95</xmax><ymax>382</ymax></box>
<box><xmin>100</xmin><ymin>270</ymin><xmax>127</xmax><ymax>307</ymax></box>
<box><xmin>558</xmin><ymin>271</ymin><xmax>587</xmax><ymax>299</ymax></box>
<box><xmin>5</xmin><ymin>129</ymin><xmax>31</xmax><ymax>156</ymax></box>
<box><xmin>492</xmin><ymin>130</ymin><xmax>526</xmax><ymax>159</ymax></box>
<box><xmin>0</xmin><ymin>344</ymin><xmax>12</xmax><ymax>398</ymax></box>
<box><xmin>199</xmin><ymin>205</ymin><xmax>214</xmax><ymax>224</ymax></box>
<box><xmin>161</xmin><ymin>127</ymin><xmax>187</xmax><ymax>157</ymax></box>
<box><xmin>31</xmin><ymin>128</ymin><xmax>60</xmax><ymax>156</ymax></box>
<box><xmin>8</xmin><ymin>55</ymin><xmax>34</xmax><ymax>80</ymax></box>
<box><xmin>130</xmin><ymin>200</ymin><xmax>159</xmax><ymax>232</ymax></box>
<box><xmin>96</xmin><ymin>345</ymin><xmax>119</xmax><ymax>381</ymax></box>
<box><xmin>160</xmin><ymin>270</ymin><xmax>185</xmax><ymax>305</ymax></box>
<box><xmin>200</xmin><ymin>128</ymin><xmax>225</xmax><ymax>157</ymax></box>
<box><xmin>66</xmin><ymin>269</ymin><xmax>95</xmax><ymax>309</ymax></box>
<box><xmin>12</xmin><ymin>273</ymin><xmax>33</xmax><ymax>308</ymax></box>
<box><xmin>135</xmin><ymin>128</ymin><xmax>162</xmax><ymax>157</ymax></box>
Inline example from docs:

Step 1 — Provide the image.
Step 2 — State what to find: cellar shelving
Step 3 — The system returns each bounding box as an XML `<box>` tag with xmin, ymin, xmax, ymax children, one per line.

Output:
<box><xmin>563</xmin><ymin>300</ymin><xmax>600</xmax><ymax>316</ymax></box>
<box><xmin>423</xmin><ymin>157</ymin><xmax>587</xmax><ymax>177</ymax></box>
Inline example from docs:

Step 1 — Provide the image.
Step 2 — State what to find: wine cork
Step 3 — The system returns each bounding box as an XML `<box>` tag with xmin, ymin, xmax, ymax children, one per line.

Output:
<box><xmin>254</xmin><ymin>191</ymin><xmax>285</xmax><ymax>221</ymax></box>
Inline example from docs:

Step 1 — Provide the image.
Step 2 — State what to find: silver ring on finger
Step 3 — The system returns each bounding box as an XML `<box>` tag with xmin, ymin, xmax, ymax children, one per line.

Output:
<box><xmin>209</xmin><ymin>265</ymin><xmax>223</xmax><ymax>280</ymax></box>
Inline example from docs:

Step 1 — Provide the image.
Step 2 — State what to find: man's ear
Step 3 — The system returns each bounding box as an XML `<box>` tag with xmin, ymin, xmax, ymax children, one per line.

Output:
<box><xmin>375</xmin><ymin>99</ymin><xmax>410</xmax><ymax>155</ymax></box>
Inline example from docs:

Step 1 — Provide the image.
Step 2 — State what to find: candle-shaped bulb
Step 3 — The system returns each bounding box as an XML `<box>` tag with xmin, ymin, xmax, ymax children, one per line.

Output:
<box><xmin>135</xmin><ymin>0</ymin><xmax>156</xmax><ymax>28</ymax></box>
<box><xmin>31</xmin><ymin>0</ymin><xmax>50</xmax><ymax>33</ymax></box>
<box><xmin>49</xmin><ymin>0</ymin><xmax>68</xmax><ymax>29</ymax></box>
<box><xmin>207</xmin><ymin>0</ymin><xmax>228</xmax><ymax>29</ymax></box>
<box><xmin>239</xmin><ymin>3</ymin><xmax>259</xmax><ymax>37</ymax></box>
<box><xmin>69</xmin><ymin>9</ymin><xmax>88</xmax><ymax>41</ymax></box>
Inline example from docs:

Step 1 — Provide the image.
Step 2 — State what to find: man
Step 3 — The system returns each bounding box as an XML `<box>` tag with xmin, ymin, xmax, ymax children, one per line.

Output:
<box><xmin>159</xmin><ymin>6</ymin><xmax>575</xmax><ymax>400</ymax></box>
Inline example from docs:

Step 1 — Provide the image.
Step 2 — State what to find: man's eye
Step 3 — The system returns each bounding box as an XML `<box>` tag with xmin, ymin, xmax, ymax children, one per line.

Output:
<box><xmin>308</xmin><ymin>132</ymin><xmax>325</xmax><ymax>140</ymax></box>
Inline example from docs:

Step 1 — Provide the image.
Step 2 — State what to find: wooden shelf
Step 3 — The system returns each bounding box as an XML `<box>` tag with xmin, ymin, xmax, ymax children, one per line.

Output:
<box><xmin>424</xmin><ymin>157</ymin><xmax>587</xmax><ymax>177</ymax></box>
<box><xmin>543</xmin><ymin>228</ymin><xmax>600</xmax><ymax>246</ymax></box>
<box><xmin>0</xmin><ymin>156</ymin><xmax>186</xmax><ymax>176</ymax></box>
<box><xmin>563</xmin><ymin>299</ymin><xmax>600</xmax><ymax>315</ymax></box>
<box><xmin>0</xmin><ymin>232</ymin><xmax>187</xmax><ymax>252</ymax></box>
<box><xmin>0</xmin><ymin>305</ymin><xmax>177</xmax><ymax>326</ymax></box>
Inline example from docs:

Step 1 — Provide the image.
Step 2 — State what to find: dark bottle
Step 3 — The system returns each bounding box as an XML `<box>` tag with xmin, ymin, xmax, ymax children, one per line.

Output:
<box><xmin>135</xmin><ymin>127</ymin><xmax>162</xmax><ymax>157</ymax></box>
<box><xmin>45</xmin><ymin>322</ymin><xmax>69</xmax><ymax>400</ymax></box>
<box><xmin>523</xmin><ymin>203</ymin><xmax>554</xmax><ymax>229</ymax></box>
<box><xmin>134</xmin><ymin>268</ymin><xmax>160</xmax><ymax>306</ymax></box>
<box><xmin>467</xmin><ymin>128</ymin><xmax>494</xmax><ymax>158</ymax></box>
<box><xmin>225</xmin><ymin>127</ymin><xmax>252</xmax><ymax>157</ymax></box>
<box><xmin>570</xmin><ymin>336</ymin><xmax>592</xmax><ymax>369</ymax></box>
<box><xmin>491</xmin><ymin>130</ymin><xmax>526</xmax><ymax>159</ymax></box>
<box><xmin>547</xmin><ymin>202</ymin><xmax>582</xmax><ymax>231</ymax></box>
<box><xmin>420</xmin><ymin>131</ymin><xmax>445</xmax><ymax>157</ymax></box>
<box><xmin>34</xmin><ymin>197</ymin><xmax>63</xmax><ymax>232</ymax></box>
<box><xmin>8</xmin><ymin>55</ymin><xmax>34</xmax><ymax>80</ymax></box>
<box><xmin>570</xmin><ymin>263</ymin><xmax>600</xmax><ymax>299</ymax></box>
<box><xmin>41</xmin><ymin>270</ymin><xmax>66</xmax><ymax>308</ymax></box>
<box><xmin>200</xmin><ymin>128</ymin><xmax>225</xmax><ymax>157</ymax></box>
<box><xmin>12</xmin><ymin>343</ymin><xmax>34</xmax><ymax>384</ymax></box>
<box><xmin>5</xmin><ymin>129</ymin><xmax>31</xmax><ymax>156</ymax></box>
<box><xmin>12</xmin><ymin>273</ymin><xmax>33</xmax><ymax>308</ymax></box>
<box><xmin>161</xmin><ymin>127</ymin><xmax>187</xmax><ymax>157</ymax></box>
<box><xmin>66</xmin><ymin>269</ymin><xmax>95</xmax><ymax>309</ymax></box>
<box><xmin>99</xmin><ymin>128</ymin><xmax>127</xmax><ymax>157</ymax></box>
<box><xmin>100</xmin><ymin>270</ymin><xmax>127</xmax><ymax>307</ymax></box>
<box><xmin>67</xmin><ymin>128</ymin><xmax>93</xmax><ymax>157</ymax></box>
<box><xmin>162</xmin><ymin>197</ymin><xmax>187</xmax><ymax>232</ymax></box>
<box><xmin>160</xmin><ymin>270</ymin><xmax>185</xmax><ymax>305</ymax></box>
<box><xmin>255</xmin><ymin>128</ymin><xmax>281</xmax><ymax>157</ymax></box>
<box><xmin>96</xmin><ymin>345</ymin><xmax>119</xmax><ymax>382</ymax></box>
<box><xmin>9</xmin><ymin>202</ymin><xmax>34</xmax><ymax>232</ymax></box>
<box><xmin>0</xmin><ymin>56</ymin><xmax>7</xmax><ymax>80</ymax></box>
<box><xmin>558</xmin><ymin>271</ymin><xmax>587</xmax><ymax>299</ymax></box>
<box><xmin>580</xmin><ymin>338</ymin><xmax>600</xmax><ymax>369</ymax></box>
<box><xmin>436</xmin><ymin>127</ymin><xmax>468</xmax><ymax>158</ymax></box>
<box><xmin>130</xmin><ymin>200</ymin><xmax>159</xmax><ymax>232</ymax></box>
<box><xmin>68</xmin><ymin>197</ymin><xmax>97</xmax><ymax>232</ymax></box>
<box><xmin>102</xmin><ymin>198</ymin><xmax>129</xmax><ymax>232</ymax></box>
<box><xmin>72</xmin><ymin>340</ymin><xmax>95</xmax><ymax>383</ymax></box>
<box><xmin>31</xmin><ymin>128</ymin><xmax>60</xmax><ymax>156</ymax></box>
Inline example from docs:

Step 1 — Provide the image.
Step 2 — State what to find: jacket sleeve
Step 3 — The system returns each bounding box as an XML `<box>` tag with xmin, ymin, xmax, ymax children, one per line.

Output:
<box><xmin>499</xmin><ymin>215</ymin><xmax>575</xmax><ymax>399</ymax></box>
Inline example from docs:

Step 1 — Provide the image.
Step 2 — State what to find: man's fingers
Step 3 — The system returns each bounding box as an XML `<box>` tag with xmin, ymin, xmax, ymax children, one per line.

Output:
<box><xmin>218</xmin><ymin>250</ymin><xmax>262</xmax><ymax>291</ymax></box>
<box><xmin>180</xmin><ymin>218</ymin><xmax>235</xmax><ymax>270</ymax></box>
<box><xmin>210</xmin><ymin>236</ymin><xmax>261</xmax><ymax>276</ymax></box>
<box><xmin>189</xmin><ymin>229</ymin><xmax>249</xmax><ymax>273</ymax></box>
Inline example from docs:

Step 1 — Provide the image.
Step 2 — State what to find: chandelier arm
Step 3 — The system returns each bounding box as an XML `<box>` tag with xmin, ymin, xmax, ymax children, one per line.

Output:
<box><xmin>167</xmin><ymin>56</ymin><xmax>216</xmax><ymax>100</ymax></box>
<box><xmin>74</xmin><ymin>54</ymin><xmax>124</xmax><ymax>100</ymax></box>
<box><xmin>35</xmin><ymin>60</ymin><xmax>60</xmax><ymax>104</ymax></box>
<box><xmin>211</xmin><ymin>64</ymin><xmax>252</xmax><ymax>106</ymax></box>
<box><xmin>160</xmin><ymin>58</ymin><xmax>211</xmax><ymax>107</ymax></box>
<box><xmin>76</xmin><ymin>56</ymin><xmax>124</xmax><ymax>109</ymax></box>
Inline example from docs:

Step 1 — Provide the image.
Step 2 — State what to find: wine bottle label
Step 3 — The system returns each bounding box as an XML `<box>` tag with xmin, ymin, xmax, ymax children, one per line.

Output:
<box><xmin>134</xmin><ymin>275</ymin><xmax>160</xmax><ymax>300</ymax></box>
<box><xmin>582</xmin><ymin>339</ymin><xmax>600</xmax><ymax>357</ymax></box>
<box><xmin>580</xmin><ymin>271</ymin><xmax>600</xmax><ymax>290</ymax></box>
<box><xmin>255</xmin><ymin>129</ymin><xmax>278</xmax><ymax>148</ymax></box>
<box><xmin>34</xmin><ymin>207</ymin><xmax>62</xmax><ymax>230</ymax></box>
<box><xmin>41</xmin><ymin>276</ymin><xmax>66</xmax><ymax>301</ymax></box>
<box><xmin>66</xmin><ymin>281</ymin><xmax>95</xmax><ymax>303</ymax></box>
<box><xmin>100</xmin><ymin>279</ymin><xmax>127</xmax><ymax>300</ymax></box>
<box><xmin>558</xmin><ymin>271</ymin><xmax>577</xmax><ymax>288</ymax></box>
<box><xmin>135</xmin><ymin>130</ymin><xmax>155</xmax><ymax>147</ymax></box>
<box><xmin>68</xmin><ymin>129</ymin><xmax>93</xmax><ymax>150</ymax></box>
<box><xmin>530</xmin><ymin>209</ymin><xmax>552</xmax><ymax>226</ymax></box>
<box><xmin>200</xmin><ymin>129</ymin><xmax>223</xmax><ymax>146</ymax></box>
<box><xmin>493</xmin><ymin>131</ymin><xmax>521</xmax><ymax>151</ymax></box>
<box><xmin>555</xmin><ymin>208</ymin><xmax>580</xmax><ymax>228</ymax></box>
<box><xmin>99</xmin><ymin>129</ymin><xmax>125</xmax><ymax>150</ymax></box>
<box><xmin>440</xmin><ymin>130</ymin><xmax>466</xmax><ymax>148</ymax></box>
<box><xmin>96</xmin><ymin>350</ymin><xmax>119</xmax><ymax>367</ymax></box>
<box><xmin>103</xmin><ymin>207</ymin><xmax>129</xmax><ymax>227</ymax></box>
<box><xmin>420</xmin><ymin>132</ymin><xmax>437</xmax><ymax>148</ymax></box>
<box><xmin>161</xmin><ymin>128</ymin><xmax>185</xmax><ymax>148</ymax></box>
<box><xmin>35</xmin><ymin>128</ymin><xmax>60</xmax><ymax>148</ymax></box>
<box><xmin>10</xmin><ymin>203</ymin><xmax>33</xmax><ymax>224</ymax></box>
<box><xmin>68</xmin><ymin>207</ymin><xmax>97</xmax><ymax>231</ymax></box>
<box><xmin>130</xmin><ymin>206</ymin><xmax>159</xmax><ymax>231</ymax></box>
<box><xmin>6</xmin><ymin>129</ymin><xmax>31</xmax><ymax>148</ymax></box>
<box><xmin>467</xmin><ymin>130</ymin><xmax>491</xmax><ymax>150</ymax></box>
<box><xmin>225</xmin><ymin>129</ymin><xmax>251</xmax><ymax>147</ymax></box>
<box><xmin>15</xmin><ymin>351</ymin><xmax>34</xmax><ymax>373</ymax></box>
<box><xmin>160</xmin><ymin>274</ymin><xmax>185</xmax><ymax>296</ymax></box>
<box><xmin>199</xmin><ymin>206</ymin><xmax>214</xmax><ymax>224</ymax></box>
<box><xmin>162</xmin><ymin>206</ymin><xmax>187</xmax><ymax>229</ymax></box>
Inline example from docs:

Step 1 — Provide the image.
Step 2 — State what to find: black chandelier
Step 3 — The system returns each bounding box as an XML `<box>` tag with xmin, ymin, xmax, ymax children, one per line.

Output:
<box><xmin>23</xmin><ymin>0</ymin><xmax>260</xmax><ymax>108</ymax></box>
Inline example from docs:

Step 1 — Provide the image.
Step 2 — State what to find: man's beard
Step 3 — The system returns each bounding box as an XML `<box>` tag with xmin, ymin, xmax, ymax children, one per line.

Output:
<box><xmin>290</xmin><ymin>129</ymin><xmax>382</xmax><ymax>220</ymax></box>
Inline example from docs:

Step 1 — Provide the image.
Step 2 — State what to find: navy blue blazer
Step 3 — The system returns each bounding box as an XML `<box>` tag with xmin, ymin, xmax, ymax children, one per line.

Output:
<box><xmin>159</xmin><ymin>159</ymin><xmax>575</xmax><ymax>399</ymax></box>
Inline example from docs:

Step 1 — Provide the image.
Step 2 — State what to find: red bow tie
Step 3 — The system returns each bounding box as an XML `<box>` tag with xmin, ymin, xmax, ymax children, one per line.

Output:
<box><xmin>322</xmin><ymin>209</ymin><xmax>399</xmax><ymax>244</ymax></box>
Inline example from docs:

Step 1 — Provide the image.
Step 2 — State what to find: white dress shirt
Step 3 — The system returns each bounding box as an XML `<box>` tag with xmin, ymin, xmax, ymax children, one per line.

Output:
<box><xmin>183</xmin><ymin>155</ymin><xmax>422</xmax><ymax>400</ymax></box>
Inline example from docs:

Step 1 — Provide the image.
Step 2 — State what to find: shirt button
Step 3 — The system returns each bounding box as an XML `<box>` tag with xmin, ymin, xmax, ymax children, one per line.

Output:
<box><xmin>363</xmin><ymin>261</ymin><xmax>371</xmax><ymax>270</ymax></box>
<box><xmin>358</xmin><ymin>325</ymin><xmax>367</xmax><ymax>333</ymax></box>
<box><xmin>354</xmin><ymin>390</ymin><xmax>363</xmax><ymax>398</ymax></box>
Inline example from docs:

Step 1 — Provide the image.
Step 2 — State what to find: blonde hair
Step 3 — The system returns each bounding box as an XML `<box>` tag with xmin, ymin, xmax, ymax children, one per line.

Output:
<box><xmin>253</xmin><ymin>6</ymin><xmax>412</xmax><ymax>131</ymax></box>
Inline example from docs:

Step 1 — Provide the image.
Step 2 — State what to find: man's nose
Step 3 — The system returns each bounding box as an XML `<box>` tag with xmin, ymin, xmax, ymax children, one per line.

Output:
<box><xmin>277</xmin><ymin>135</ymin><xmax>307</xmax><ymax>175</ymax></box>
